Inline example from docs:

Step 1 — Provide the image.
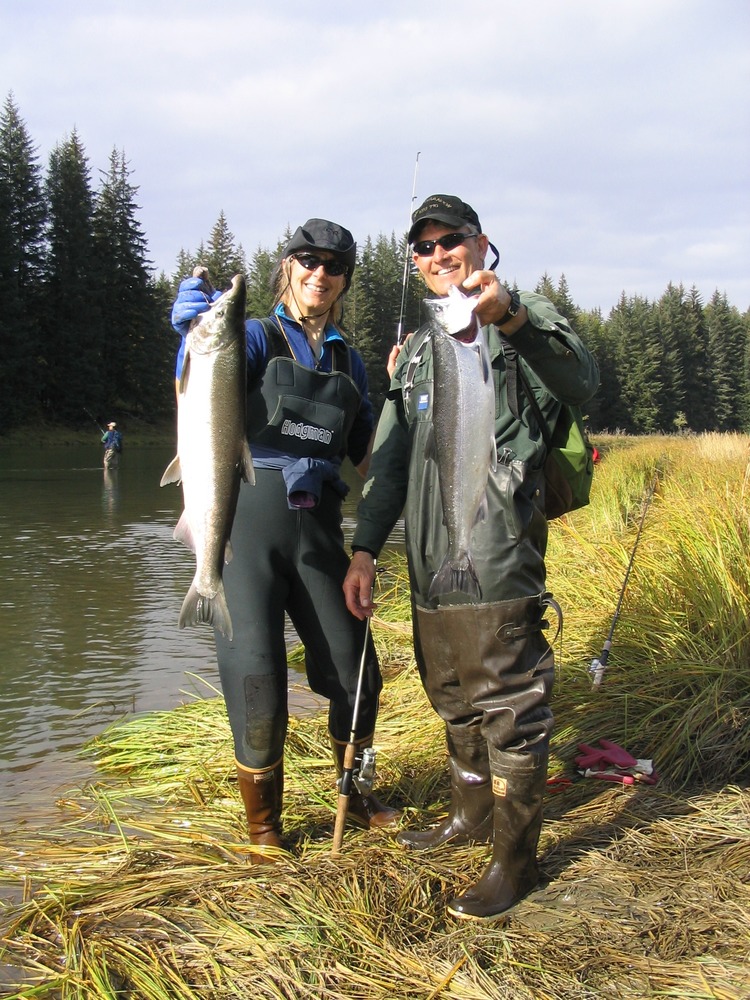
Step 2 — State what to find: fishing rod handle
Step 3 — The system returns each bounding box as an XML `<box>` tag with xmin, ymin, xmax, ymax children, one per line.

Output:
<box><xmin>331</xmin><ymin>741</ymin><xmax>358</xmax><ymax>856</ymax></box>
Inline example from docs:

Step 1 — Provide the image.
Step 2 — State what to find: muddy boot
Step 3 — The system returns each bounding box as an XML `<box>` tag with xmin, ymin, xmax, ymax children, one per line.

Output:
<box><xmin>331</xmin><ymin>736</ymin><xmax>401</xmax><ymax>830</ymax></box>
<box><xmin>447</xmin><ymin>745</ymin><xmax>547</xmax><ymax>920</ymax></box>
<box><xmin>236</xmin><ymin>758</ymin><xmax>284</xmax><ymax>862</ymax></box>
<box><xmin>397</xmin><ymin>724</ymin><xmax>493</xmax><ymax>850</ymax></box>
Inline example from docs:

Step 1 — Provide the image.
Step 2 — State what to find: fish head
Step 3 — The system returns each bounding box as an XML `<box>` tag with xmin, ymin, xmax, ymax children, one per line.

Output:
<box><xmin>188</xmin><ymin>273</ymin><xmax>247</xmax><ymax>354</ymax></box>
<box><xmin>424</xmin><ymin>284</ymin><xmax>479</xmax><ymax>339</ymax></box>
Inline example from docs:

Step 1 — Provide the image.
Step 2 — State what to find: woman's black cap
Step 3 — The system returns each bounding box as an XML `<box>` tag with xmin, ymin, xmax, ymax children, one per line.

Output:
<box><xmin>283</xmin><ymin>219</ymin><xmax>357</xmax><ymax>287</ymax></box>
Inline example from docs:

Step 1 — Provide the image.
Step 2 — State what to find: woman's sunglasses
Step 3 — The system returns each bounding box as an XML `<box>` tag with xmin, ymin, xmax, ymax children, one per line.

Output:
<box><xmin>293</xmin><ymin>253</ymin><xmax>348</xmax><ymax>277</ymax></box>
<box><xmin>412</xmin><ymin>232</ymin><xmax>478</xmax><ymax>257</ymax></box>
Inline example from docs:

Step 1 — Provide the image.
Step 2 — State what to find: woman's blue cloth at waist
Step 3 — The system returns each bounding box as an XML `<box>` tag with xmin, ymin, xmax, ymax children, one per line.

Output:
<box><xmin>251</xmin><ymin>448</ymin><xmax>349</xmax><ymax>509</ymax></box>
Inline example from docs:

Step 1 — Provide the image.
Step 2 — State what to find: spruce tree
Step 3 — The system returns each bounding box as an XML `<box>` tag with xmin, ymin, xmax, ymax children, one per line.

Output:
<box><xmin>654</xmin><ymin>283</ymin><xmax>688</xmax><ymax>431</ymax></box>
<box><xmin>246</xmin><ymin>238</ymin><xmax>284</xmax><ymax>319</ymax></box>
<box><xmin>41</xmin><ymin>130</ymin><xmax>105</xmax><ymax>423</ymax></box>
<box><xmin>92</xmin><ymin>148</ymin><xmax>172</xmax><ymax>420</ymax></box>
<box><xmin>347</xmin><ymin>233</ymin><xmax>404</xmax><ymax>409</ymax></box>
<box><xmin>706</xmin><ymin>290</ymin><xmax>747</xmax><ymax>431</ymax></box>
<box><xmin>203</xmin><ymin>211</ymin><xmax>247</xmax><ymax>291</ymax></box>
<box><xmin>611</xmin><ymin>294</ymin><xmax>664</xmax><ymax>433</ymax></box>
<box><xmin>681</xmin><ymin>287</ymin><xmax>711</xmax><ymax>432</ymax></box>
<box><xmin>0</xmin><ymin>93</ymin><xmax>47</xmax><ymax>428</ymax></box>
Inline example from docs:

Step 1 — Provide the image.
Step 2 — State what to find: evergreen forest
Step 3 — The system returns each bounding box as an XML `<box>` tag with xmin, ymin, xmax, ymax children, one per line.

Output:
<box><xmin>2</xmin><ymin>92</ymin><xmax>749</xmax><ymax>436</ymax></box>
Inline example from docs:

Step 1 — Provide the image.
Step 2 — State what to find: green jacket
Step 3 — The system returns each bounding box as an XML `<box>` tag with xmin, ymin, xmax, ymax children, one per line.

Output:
<box><xmin>352</xmin><ymin>291</ymin><xmax>599</xmax><ymax>607</ymax></box>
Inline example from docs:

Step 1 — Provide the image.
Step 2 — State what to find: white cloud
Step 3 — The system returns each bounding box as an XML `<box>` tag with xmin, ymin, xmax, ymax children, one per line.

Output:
<box><xmin>1</xmin><ymin>0</ymin><xmax>748</xmax><ymax>311</ymax></box>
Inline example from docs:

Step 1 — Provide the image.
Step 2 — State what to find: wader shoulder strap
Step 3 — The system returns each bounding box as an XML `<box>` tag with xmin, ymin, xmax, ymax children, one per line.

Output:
<box><xmin>500</xmin><ymin>339</ymin><xmax>553</xmax><ymax>451</ymax></box>
<box><xmin>258</xmin><ymin>316</ymin><xmax>291</xmax><ymax>361</ymax></box>
<box><xmin>399</xmin><ymin>327</ymin><xmax>431</xmax><ymax>404</ymax></box>
<box><xmin>259</xmin><ymin>315</ymin><xmax>351</xmax><ymax>375</ymax></box>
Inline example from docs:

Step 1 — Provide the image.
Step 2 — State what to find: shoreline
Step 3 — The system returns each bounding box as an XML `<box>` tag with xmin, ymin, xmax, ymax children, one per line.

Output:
<box><xmin>0</xmin><ymin>418</ymin><xmax>177</xmax><ymax>450</ymax></box>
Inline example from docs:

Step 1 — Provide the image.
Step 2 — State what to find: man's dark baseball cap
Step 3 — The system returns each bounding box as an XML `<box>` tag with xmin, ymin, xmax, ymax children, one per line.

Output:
<box><xmin>408</xmin><ymin>195</ymin><xmax>482</xmax><ymax>244</ymax></box>
<box><xmin>283</xmin><ymin>218</ymin><xmax>357</xmax><ymax>287</ymax></box>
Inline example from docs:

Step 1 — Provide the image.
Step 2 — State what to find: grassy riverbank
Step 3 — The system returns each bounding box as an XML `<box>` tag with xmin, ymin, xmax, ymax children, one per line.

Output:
<box><xmin>1</xmin><ymin>434</ymin><xmax>749</xmax><ymax>999</ymax></box>
<box><xmin>0</xmin><ymin>418</ymin><xmax>176</xmax><ymax>449</ymax></box>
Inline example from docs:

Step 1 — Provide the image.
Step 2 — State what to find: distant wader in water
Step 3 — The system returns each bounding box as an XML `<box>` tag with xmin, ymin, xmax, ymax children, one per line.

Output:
<box><xmin>102</xmin><ymin>422</ymin><xmax>122</xmax><ymax>469</ymax></box>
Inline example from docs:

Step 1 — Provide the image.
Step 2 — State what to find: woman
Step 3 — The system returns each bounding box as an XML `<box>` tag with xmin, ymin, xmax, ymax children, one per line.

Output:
<box><xmin>171</xmin><ymin>219</ymin><xmax>399</xmax><ymax>859</ymax></box>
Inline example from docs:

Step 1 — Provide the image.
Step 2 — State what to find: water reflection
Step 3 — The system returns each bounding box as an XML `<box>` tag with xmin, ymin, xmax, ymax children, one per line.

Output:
<box><xmin>0</xmin><ymin>445</ymin><xmax>404</xmax><ymax>830</ymax></box>
<box><xmin>101</xmin><ymin>468</ymin><xmax>120</xmax><ymax>518</ymax></box>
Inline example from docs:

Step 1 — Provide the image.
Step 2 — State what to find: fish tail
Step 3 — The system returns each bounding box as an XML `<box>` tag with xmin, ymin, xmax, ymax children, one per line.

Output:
<box><xmin>178</xmin><ymin>583</ymin><xmax>234</xmax><ymax>640</ymax></box>
<box><xmin>428</xmin><ymin>554</ymin><xmax>482</xmax><ymax>600</ymax></box>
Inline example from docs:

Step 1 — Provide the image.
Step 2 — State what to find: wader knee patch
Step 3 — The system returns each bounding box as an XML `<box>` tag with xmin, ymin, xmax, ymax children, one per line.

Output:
<box><xmin>243</xmin><ymin>674</ymin><xmax>287</xmax><ymax>759</ymax></box>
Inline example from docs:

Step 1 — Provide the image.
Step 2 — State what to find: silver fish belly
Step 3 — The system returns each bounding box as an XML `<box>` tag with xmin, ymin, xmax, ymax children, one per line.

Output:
<box><xmin>160</xmin><ymin>272</ymin><xmax>254</xmax><ymax>639</ymax></box>
<box><xmin>426</xmin><ymin>287</ymin><xmax>496</xmax><ymax>600</ymax></box>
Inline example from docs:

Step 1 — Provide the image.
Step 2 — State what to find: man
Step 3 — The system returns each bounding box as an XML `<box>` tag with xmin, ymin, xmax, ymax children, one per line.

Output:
<box><xmin>101</xmin><ymin>422</ymin><xmax>122</xmax><ymax>469</ymax></box>
<box><xmin>343</xmin><ymin>194</ymin><xmax>599</xmax><ymax>920</ymax></box>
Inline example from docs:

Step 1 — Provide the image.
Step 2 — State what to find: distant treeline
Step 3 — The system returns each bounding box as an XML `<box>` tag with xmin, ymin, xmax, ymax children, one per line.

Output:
<box><xmin>2</xmin><ymin>92</ymin><xmax>748</xmax><ymax>435</ymax></box>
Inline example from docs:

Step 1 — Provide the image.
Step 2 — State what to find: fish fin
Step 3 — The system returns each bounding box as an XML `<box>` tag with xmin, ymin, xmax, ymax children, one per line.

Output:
<box><xmin>178</xmin><ymin>353</ymin><xmax>191</xmax><ymax>394</ymax></box>
<box><xmin>173</xmin><ymin>510</ymin><xmax>195</xmax><ymax>552</ymax></box>
<box><xmin>224</xmin><ymin>539</ymin><xmax>233</xmax><ymax>565</ymax></box>
<box><xmin>239</xmin><ymin>441</ymin><xmax>255</xmax><ymax>485</ymax></box>
<box><xmin>160</xmin><ymin>455</ymin><xmax>182</xmax><ymax>487</ymax></box>
<box><xmin>428</xmin><ymin>554</ymin><xmax>482</xmax><ymax>600</ymax></box>
<box><xmin>178</xmin><ymin>582</ymin><xmax>234</xmax><ymax>641</ymax></box>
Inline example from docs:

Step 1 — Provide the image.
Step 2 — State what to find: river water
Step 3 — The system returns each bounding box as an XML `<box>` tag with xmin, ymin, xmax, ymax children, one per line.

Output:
<box><xmin>0</xmin><ymin>444</ymin><xmax>395</xmax><ymax>833</ymax></box>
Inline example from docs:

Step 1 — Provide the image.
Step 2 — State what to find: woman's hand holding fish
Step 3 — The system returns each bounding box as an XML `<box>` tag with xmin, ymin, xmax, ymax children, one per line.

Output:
<box><xmin>171</xmin><ymin>276</ymin><xmax>223</xmax><ymax>336</ymax></box>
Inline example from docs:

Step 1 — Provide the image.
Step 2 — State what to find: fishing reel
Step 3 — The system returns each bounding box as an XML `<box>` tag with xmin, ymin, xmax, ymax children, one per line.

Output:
<box><xmin>589</xmin><ymin>658</ymin><xmax>607</xmax><ymax>687</ymax></box>
<box><xmin>352</xmin><ymin>746</ymin><xmax>377</xmax><ymax>796</ymax></box>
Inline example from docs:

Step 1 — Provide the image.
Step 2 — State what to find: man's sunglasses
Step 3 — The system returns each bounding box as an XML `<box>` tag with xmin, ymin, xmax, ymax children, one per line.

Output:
<box><xmin>412</xmin><ymin>232</ymin><xmax>478</xmax><ymax>257</ymax></box>
<box><xmin>293</xmin><ymin>253</ymin><xmax>348</xmax><ymax>277</ymax></box>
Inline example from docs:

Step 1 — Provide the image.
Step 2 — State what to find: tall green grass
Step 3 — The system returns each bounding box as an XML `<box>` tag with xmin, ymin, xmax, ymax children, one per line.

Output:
<box><xmin>546</xmin><ymin>433</ymin><xmax>750</xmax><ymax>785</ymax></box>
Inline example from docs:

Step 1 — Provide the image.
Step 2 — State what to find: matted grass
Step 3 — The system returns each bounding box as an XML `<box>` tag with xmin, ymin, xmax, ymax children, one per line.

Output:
<box><xmin>1</xmin><ymin>434</ymin><xmax>749</xmax><ymax>999</ymax></box>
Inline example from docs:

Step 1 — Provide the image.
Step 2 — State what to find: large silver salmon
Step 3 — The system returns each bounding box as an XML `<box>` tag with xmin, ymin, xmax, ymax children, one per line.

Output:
<box><xmin>426</xmin><ymin>285</ymin><xmax>496</xmax><ymax>600</ymax></box>
<box><xmin>160</xmin><ymin>270</ymin><xmax>254</xmax><ymax>639</ymax></box>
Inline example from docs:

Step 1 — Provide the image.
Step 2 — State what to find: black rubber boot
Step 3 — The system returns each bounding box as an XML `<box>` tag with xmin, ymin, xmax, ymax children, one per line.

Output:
<box><xmin>331</xmin><ymin>736</ymin><xmax>401</xmax><ymax>829</ymax></box>
<box><xmin>446</xmin><ymin>745</ymin><xmax>547</xmax><ymax>920</ymax></box>
<box><xmin>236</xmin><ymin>758</ymin><xmax>284</xmax><ymax>862</ymax></box>
<box><xmin>396</xmin><ymin>724</ymin><xmax>493</xmax><ymax>850</ymax></box>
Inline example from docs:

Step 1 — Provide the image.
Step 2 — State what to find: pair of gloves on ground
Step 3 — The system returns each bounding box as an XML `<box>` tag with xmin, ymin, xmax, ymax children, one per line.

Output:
<box><xmin>575</xmin><ymin>739</ymin><xmax>658</xmax><ymax>785</ymax></box>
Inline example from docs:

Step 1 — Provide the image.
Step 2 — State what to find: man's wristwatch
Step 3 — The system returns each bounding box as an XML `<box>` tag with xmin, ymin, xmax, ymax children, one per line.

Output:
<box><xmin>497</xmin><ymin>288</ymin><xmax>521</xmax><ymax>326</ymax></box>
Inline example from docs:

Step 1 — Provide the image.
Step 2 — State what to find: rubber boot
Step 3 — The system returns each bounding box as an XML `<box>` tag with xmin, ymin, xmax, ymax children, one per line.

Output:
<box><xmin>396</xmin><ymin>724</ymin><xmax>493</xmax><ymax>850</ymax></box>
<box><xmin>235</xmin><ymin>758</ymin><xmax>284</xmax><ymax>862</ymax></box>
<box><xmin>447</xmin><ymin>745</ymin><xmax>548</xmax><ymax>920</ymax></box>
<box><xmin>415</xmin><ymin>597</ymin><xmax>555</xmax><ymax>755</ymax></box>
<box><xmin>331</xmin><ymin>736</ymin><xmax>401</xmax><ymax>829</ymax></box>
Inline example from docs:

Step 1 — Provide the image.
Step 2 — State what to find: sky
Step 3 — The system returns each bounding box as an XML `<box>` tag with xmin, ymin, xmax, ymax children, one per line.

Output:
<box><xmin>2</xmin><ymin>0</ymin><xmax>749</xmax><ymax>315</ymax></box>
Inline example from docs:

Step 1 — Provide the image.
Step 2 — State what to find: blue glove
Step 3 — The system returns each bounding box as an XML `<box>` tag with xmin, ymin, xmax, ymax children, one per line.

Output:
<box><xmin>171</xmin><ymin>276</ymin><xmax>222</xmax><ymax>336</ymax></box>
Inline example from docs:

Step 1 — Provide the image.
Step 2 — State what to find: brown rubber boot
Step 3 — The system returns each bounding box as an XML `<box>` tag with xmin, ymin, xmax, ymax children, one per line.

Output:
<box><xmin>447</xmin><ymin>746</ymin><xmax>547</xmax><ymax>920</ymax></box>
<box><xmin>396</xmin><ymin>724</ymin><xmax>493</xmax><ymax>850</ymax></box>
<box><xmin>235</xmin><ymin>758</ymin><xmax>284</xmax><ymax>862</ymax></box>
<box><xmin>331</xmin><ymin>736</ymin><xmax>401</xmax><ymax>829</ymax></box>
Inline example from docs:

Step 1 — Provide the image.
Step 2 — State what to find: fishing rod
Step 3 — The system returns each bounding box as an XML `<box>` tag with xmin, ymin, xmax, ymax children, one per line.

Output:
<box><xmin>590</xmin><ymin>469</ymin><xmax>660</xmax><ymax>688</ymax></box>
<box><xmin>83</xmin><ymin>408</ymin><xmax>105</xmax><ymax>435</ymax></box>
<box><xmin>332</xmin><ymin>563</ymin><xmax>378</xmax><ymax>856</ymax></box>
<box><xmin>395</xmin><ymin>152</ymin><xmax>421</xmax><ymax>346</ymax></box>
